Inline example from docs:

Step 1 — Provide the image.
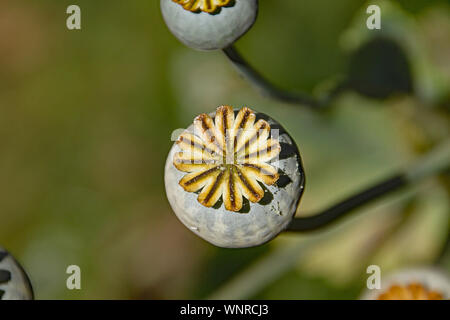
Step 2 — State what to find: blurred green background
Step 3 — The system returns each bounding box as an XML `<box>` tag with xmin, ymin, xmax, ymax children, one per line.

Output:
<box><xmin>0</xmin><ymin>0</ymin><xmax>449</xmax><ymax>299</ymax></box>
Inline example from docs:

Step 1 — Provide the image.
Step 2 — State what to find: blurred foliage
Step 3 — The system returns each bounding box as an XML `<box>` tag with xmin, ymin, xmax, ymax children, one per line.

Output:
<box><xmin>347</xmin><ymin>36</ymin><xmax>414</xmax><ymax>99</ymax></box>
<box><xmin>0</xmin><ymin>0</ymin><xmax>448</xmax><ymax>299</ymax></box>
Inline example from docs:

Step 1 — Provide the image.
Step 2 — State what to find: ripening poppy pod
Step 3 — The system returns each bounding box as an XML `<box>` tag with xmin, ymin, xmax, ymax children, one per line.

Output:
<box><xmin>160</xmin><ymin>0</ymin><xmax>258</xmax><ymax>50</ymax></box>
<box><xmin>165</xmin><ymin>106</ymin><xmax>305</xmax><ymax>248</ymax></box>
<box><xmin>0</xmin><ymin>247</ymin><xmax>34</xmax><ymax>300</ymax></box>
<box><xmin>361</xmin><ymin>267</ymin><xmax>450</xmax><ymax>300</ymax></box>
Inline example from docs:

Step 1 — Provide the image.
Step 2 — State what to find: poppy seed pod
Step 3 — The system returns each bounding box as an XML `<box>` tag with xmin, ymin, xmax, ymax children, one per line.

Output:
<box><xmin>165</xmin><ymin>106</ymin><xmax>305</xmax><ymax>248</ymax></box>
<box><xmin>361</xmin><ymin>268</ymin><xmax>450</xmax><ymax>300</ymax></box>
<box><xmin>0</xmin><ymin>247</ymin><xmax>34</xmax><ymax>300</ymax></box>
<box><xmin>160</xmin><ymin>0</ymin><xmax>258</xmax><ymax>51</ymax></box>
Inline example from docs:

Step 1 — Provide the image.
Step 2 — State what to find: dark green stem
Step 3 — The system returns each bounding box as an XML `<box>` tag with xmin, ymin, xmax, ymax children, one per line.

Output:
<box><xmin>223</xmin><ymin>45</ymin><xmax>346</xmax><ymax>109</ymax></box>
<box><xmin>287</xmin><ymin>139</ymin><xmax>450</xmax><ymax>232</ymax></box>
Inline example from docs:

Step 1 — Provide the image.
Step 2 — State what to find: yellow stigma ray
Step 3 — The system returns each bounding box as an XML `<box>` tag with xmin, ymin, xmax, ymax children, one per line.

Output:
<box><xmin>172</xmin><ymin>0</ymin><xmax>233</xmax><ymax>14</ymax></box>
<box><xmin>377</xmin><ymin>283</ymin><xmax>444</xmax><ymax>300</ymax></box>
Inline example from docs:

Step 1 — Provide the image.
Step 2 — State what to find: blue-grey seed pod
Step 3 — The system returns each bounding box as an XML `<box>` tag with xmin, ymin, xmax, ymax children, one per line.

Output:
<box><xmin>165</xmin><ymin>106</ymin><xmax>305</xmax><ymax>248</ymax></box>
<box><xmin>360</xmin><ymin>267</ymin><xmax>450</xmax><ymax>300</ymax></box>
<box><xmin>161</xmin><ymin>0</ymin><xmax>258</xmax><ymax>51</ymax></box>
<box><xmin>0</xmin><ymin>247</ymin><xmax>34</xmax><ymax>300</ymax></box>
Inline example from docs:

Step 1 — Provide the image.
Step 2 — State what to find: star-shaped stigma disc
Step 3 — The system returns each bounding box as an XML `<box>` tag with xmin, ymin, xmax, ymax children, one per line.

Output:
<box><xmin>173</xmin><ymin>106</ymin><xmax>281</xmax><ymax>212</ymax></box>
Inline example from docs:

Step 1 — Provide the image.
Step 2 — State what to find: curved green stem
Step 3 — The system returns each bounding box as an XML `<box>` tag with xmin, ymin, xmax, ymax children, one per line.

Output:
<box><xmin>223</xmin><ymin>45</ymin><xmax>346</xmax><ymax>109</ymax></box>
<box><xmin>287</xmin><ymin>139</ymin><xmax>450</xmax><ymax>232</ymax></box>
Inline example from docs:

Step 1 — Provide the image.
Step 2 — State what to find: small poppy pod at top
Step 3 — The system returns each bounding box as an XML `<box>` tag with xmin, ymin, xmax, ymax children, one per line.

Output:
<box><xmin>160</xmin><ymin>0</ymin><xmax>258</xmax><ymax>50</ymax></box>
<box><xmin>0</xmin><ymin>247</ymin><xmax>34</xmax><ymax>300</ymax></box>
<box><xmin>165</xmin><ymin>106</ymin><xmax>305</xmax><ymax>248</ymax></box>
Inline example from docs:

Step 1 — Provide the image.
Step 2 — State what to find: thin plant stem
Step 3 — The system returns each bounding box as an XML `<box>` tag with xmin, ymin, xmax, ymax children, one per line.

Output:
<box><xmin>208</xmin><ymin>140</ymin><xmax>449</xmax><ymax>299</ymax></box>
<box><xmin>223</xmin><ymin>45</ymin><xmax>346</xmax><ymax>108</ymax></box>
<box><xmin>287</xmin><ymin>138</ymin><xmax>450</xmax><ymax>232</ymax></box>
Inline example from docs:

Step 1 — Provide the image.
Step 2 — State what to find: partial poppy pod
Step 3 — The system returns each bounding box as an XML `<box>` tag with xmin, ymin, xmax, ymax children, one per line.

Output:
<box><xmin>165</xmin><ymin>106</ymin><xmax>305</xmax><ymax>248</ymax></box>
<box><xmin>361</xmin><ymin>267</ymin><xmax>450</xmax><ymax>300</ymax></box>
<box><xmin>160</xmin><ymin>0</ymin><xmax>258</xmax><ymax>50</ymax></box>
<box><xmin>0</xmin><ymin>247</ymin><xmax>34</xmax><ymax>300</ymax></box>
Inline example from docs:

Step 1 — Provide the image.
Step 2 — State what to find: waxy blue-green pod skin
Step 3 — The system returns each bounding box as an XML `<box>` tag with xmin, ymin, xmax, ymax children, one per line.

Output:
<box><xmin>0</xmin><ymin>247</ymin><xmax>34</xmax><ymax>300</ymax></box>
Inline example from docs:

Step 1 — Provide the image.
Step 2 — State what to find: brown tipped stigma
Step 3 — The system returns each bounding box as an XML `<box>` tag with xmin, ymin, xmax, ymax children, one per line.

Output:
<box><xmin>377</xmin><ymin>283</ymin><xmax>444</xmax><ymax>300</ymax></box>
<box><xmin>172</xmin><ymin>0</ymin><xmax>232</xmax><ymax>14</ymax></box>
<box><xmin>174</xmin><ymin>106</ymin><xmax>281</xmax><ymax>212</ymax></box>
